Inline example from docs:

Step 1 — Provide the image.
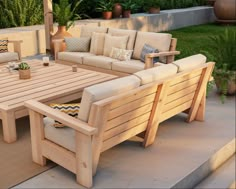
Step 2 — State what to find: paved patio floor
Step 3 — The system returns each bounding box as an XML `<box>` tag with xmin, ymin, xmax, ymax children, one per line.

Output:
<box><xmin>12</xmin><ymin>89</ymin><xmax>235</xmax><ymax>188</ymax></box>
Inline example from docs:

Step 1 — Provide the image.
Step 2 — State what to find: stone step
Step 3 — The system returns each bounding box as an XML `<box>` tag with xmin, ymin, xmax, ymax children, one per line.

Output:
<box><xmin>194</xmin><ymin>155</ymin><xmax>235</xmax><ymax>189</ymax></box>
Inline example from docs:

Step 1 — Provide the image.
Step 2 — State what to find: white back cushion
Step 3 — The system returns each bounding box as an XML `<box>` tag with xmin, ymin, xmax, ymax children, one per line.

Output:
<box><xmin>133</xmin><ymin>32</ymin><xmax>172</xmax><ymax>63</ymax></box>
<box><xmin>134</xmin><ymin>64</ymin><xmax>178</xmax><ymax>85</ymax></box>
<box><xmin>108</xmin><ymin>28</ymin><xmax>137</xmax><ymax>50</ymax></box>
<box><xmin>172</xmin><ymin>54</ymin><xmax>207</xmax><ymax>72</ymax></box>
<box><xmin>80</xmin><ymin>26</ymin><xmax>108</xmax><ymax>38</ymax></box>
<box><xmin>78</xmin><ymin>76</ymin><xmax>141</xmax><ymax>122</ymax></box>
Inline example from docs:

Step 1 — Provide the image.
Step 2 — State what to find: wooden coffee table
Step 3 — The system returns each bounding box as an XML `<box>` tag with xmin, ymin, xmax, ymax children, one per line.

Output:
<box><xmin>0</xmin><ymin>60</ymin><xmax>117</xmax><ymax>143</ymax></box>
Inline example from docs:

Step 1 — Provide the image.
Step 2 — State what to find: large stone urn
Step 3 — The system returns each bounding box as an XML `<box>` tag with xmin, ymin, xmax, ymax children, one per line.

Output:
<box><xmin>214</xmin><ymin>0</ymin><xmax>236</xmax><ymax>23</ymax></box>
<box><xmin>50</xmin><ymin>26</ymin><xmax>72</xmax><ymax>55</ymax></box>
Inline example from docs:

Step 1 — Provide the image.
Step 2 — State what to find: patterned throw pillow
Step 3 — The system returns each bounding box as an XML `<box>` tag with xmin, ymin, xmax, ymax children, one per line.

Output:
<box><xmin>110</xmin><ymin>47</ymin><xmax>133</xmax><ymax>61</ymax></box>
<box><xmin>140</xmin><ymin>44</ymin><xmax>159</xmax><ymax>63</ymax></box>
<box><xmin>49</xmin><ymin>103</ymin><xmax>80</xmax><ymax>128</ymax></box>
<box><xmin>65</xmin><ymin>37</ymin><xmax>91</xmax><ymax>52</ymax></box>
<box><xmin>0</xmin><ymin>38</ymin><xmax>8</xmax><ymax>53</ymax></box>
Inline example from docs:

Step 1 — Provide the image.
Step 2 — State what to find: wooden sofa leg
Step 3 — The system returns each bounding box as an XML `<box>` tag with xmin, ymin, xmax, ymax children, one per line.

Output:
<box><xmin>195</xmin><ymin>90</ymin><xmax>206</xmax><ymax>121</ymax></box>
<box><xmin>28</xmin><ymin>110</ymin><xmax>46</xmax><ymax>165</ymax></box>
<box><xmin>143</xmin><ymin>123</ymin><xmax>160</xmax><ymax>148</ymax></box>
<box><xmin>76</xmin><ymin>132</ymin><xmax>93</xmax><ymax>188</ymax></box>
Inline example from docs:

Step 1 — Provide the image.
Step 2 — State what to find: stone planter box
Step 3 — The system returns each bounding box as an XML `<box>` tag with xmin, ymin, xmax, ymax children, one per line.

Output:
<box><xmin>0</xmin><ymin>6</ymin><xmax>216</xmax><ymax>58</ymax></box>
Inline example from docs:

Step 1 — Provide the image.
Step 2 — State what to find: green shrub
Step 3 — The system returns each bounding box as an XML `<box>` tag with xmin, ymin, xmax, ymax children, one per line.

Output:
<box><xmin>0</xmin><ymin>0</ymin><xmax>43</xmax><ymax>28</ymax></box>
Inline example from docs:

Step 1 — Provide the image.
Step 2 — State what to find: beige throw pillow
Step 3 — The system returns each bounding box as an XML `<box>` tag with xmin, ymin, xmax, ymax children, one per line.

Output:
<box><xmin>103</xmin><ymin>35</ymin><xmax>129</xmax><ymax>57</ymax></box>
<box><xmin>90</xmin><ymin>32</ymin><xmax>106</xmax><ymax>55</ymax></box>
<box><xmin>65</xmin><ymin>37</ymin><xmax>91</xmax><ymax>52</ymax></box>
<box><xmin>110</xmin><ymin>47</ymin><xmax>133</xmax><ymax>61</ymax></box>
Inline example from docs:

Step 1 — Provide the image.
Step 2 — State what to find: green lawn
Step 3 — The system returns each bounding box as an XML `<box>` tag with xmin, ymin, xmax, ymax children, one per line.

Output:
<box><xmin>168</xmin><ymin>23</ymin><xmax>236</xmax><ymax>60</ymax></box>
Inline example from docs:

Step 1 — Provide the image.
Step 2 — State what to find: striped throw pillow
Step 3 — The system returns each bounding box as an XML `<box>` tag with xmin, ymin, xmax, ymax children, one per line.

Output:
<box><xmin>49</xmin><ymin>103</ymin><xmax>80</xmax><ymax>128</ymax></box>
<box><xmin>0</xmin><ymin>38</ymin><xmax>8</xmax><ymax>53</ymax></box>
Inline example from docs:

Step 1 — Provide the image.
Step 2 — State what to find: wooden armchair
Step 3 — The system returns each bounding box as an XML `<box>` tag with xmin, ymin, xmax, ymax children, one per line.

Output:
<box><xmin>0</xmin><ymin>40</ymin><xmax>23</xmax><ymax>64</ymax></box>
<box><xmin>25</xmin><ymin>56</ymin><xmax>214</xmax><ymax>188</ymax></box>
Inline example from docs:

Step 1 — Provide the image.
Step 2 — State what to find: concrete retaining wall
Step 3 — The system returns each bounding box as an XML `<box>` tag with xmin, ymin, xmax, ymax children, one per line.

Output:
<box><xmin>0</xmin><ymin>6</ymin><xmax>215</xmax><ymax>58</ymax></box>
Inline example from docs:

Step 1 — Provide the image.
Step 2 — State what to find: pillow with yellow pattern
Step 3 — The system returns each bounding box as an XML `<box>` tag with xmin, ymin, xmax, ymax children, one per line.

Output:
<box><xmin>49</xmin><ymin>103</ymin><xmax>80</xmax><ymax>128</ymax></box>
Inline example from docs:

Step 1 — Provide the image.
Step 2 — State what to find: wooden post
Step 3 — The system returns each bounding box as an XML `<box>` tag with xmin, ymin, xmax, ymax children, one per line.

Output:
<box><xmin>43</xmin><ymin>0</ymin><xmax>54</xmax><ymax>53</ymax></box>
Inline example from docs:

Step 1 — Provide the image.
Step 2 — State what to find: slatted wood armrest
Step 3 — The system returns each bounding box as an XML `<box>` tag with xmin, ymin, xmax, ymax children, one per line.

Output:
<box><xmin>146</xmin><ymin>51</ymin><xmax>180</xmax><ymax>58</ymax></box>
<box><xmin>25</xmin><ymin>100</ymin><xmax>97</xmax><ymax>136</ymax></box>
<box><xmin>145</xmin><ymin>51</ymin><xmax>180</xmax><ymax>69</ymax></box>
<box><xmin>8</xmin><ymin>40</ymin><xmax>23</xmax><ymax>60</ymax></box>
<box><xmin>53</xmin><ymin>39</ymin><xmax>65</xmax><ymax>60</ymax></box>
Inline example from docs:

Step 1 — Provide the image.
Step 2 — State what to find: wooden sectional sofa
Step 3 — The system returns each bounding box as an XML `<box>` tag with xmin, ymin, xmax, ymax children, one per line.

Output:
<box><xmin>25</xmin><ymin>54</ymin><xmax>214</xmax><ymax>188</ymax></box>
<box><xmin>54</xmin><ymin>26</ymin><xmax>180</xmax><ymax>76</ymax></box>
<box><xmin>0</xmin><ymin>40</ymin><xmax>22</xmax><ymax>64</ymax></box>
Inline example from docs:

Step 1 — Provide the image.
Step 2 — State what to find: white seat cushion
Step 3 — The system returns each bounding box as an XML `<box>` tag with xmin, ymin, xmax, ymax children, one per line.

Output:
<box><xmin>133</xmin><ymin>32</ymin><xmax>172</xmax><ymax>63</ymax></box>
<box><xmin>83</xmin><ymin>55</ymin><xmax>117</xmax><ymax>70</ymax></box>
<box><xmin>112</xmin><ymin>60</ymin><xmax>145</xmax><ymax>74</ymax></box>
<box><xmin>172</xmin><ymin>54</ymin><xmax>207</xmax><ymax>72</ymax></box>
<box><xmin>58</xmin><ymin>52</ymin><xmax>95</xmax><ymax>64</ymax></box>
<box><xmin>134</xmin><ymin>64</ymin><xmax>178</xmax><ymax>85</ymax></box>
<box><xmin>78</xmin><ymin>75</ymin><xmax>141</xmax><ymax>122</ymax></box>
<box><xmin>0</xmin><ymin>52</ymin><xmax>19</xmax><ymax>63</ymax></box>
<box><xmin>44</xmin><ymin>117</ymin><xmax>75</xmax><ymax>152</ymax></box>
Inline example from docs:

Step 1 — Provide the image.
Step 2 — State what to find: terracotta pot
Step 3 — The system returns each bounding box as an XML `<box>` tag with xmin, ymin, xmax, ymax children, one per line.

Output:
<box><xmin>207</xmin><ymin>0</ymin><xmax>216</xmax><ymax>6</ymax></box>
<box><xmin>214</xmin><ymin>73</ymin><xmax>236</xmax><ymax>95</ymax></box>
<box><xmin>19</xmin><ymin>69</ymin><xmax>31</xmax><ymax>79</ymax></box>
<box><xmin>148</xmin><ymin>7</ymin><xmax>160</xmax><ymax>14</ymax></box>
<box><xmin>102</xmin><ymin>11</ymin><xmax>112</xmax><ymax>19</ymax></box>
<box><xmin>214</xmin><ymin>0</ymin><xmax>236</xmax><ymax>23</ymax></box>
<box><xmin>113</xmin><ymin>3</ymin><xmax>122</xmax><ymax>18</ymax></box>
<box><xmin>122</xmin><ymin>10</ymin><xmax>131</xmax><ymax>18</ymax></box>
<box><xmin>51</xmin><ymin>26</ymin><xmax>72</xmax><ymax>55</ymax></box>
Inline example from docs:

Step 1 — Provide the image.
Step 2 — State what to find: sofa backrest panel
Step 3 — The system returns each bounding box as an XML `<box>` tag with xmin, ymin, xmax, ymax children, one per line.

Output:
<box><xmin>80</xmin><ymin>26</ymin><xmax>108</xmax><ymax>38</ymax></box>
<box><xmin>101</xmin><ymin>84</ymin><xmax>158</xmax><ymax>152</ymax></box>
<box><xmin>172</xmin><ymin>54</ymin><xmax>207</xmax><ymax>72</ymax></box>
<box><xmin>108</xmin><ymin>28</ymin><xmax>137</xmax><ymax>50</ymax></box>
<box><xmin>134</xmin><ymin>64</ymin><xmax>178</xmax><ymax>85</ymax></box>
<box><xmin>133</xmin><ymin>32</ymin><xmax>172</xmax><ymax>63</ymax></box>
<box><xmin>78</xmin><ymin>75</ymin><xmax>141</xmax><ymax>122</ymax></box>
<box><xmin>157</xmin><ymin>62</ymin><xmax>214</xmax><ymax>122</ymax></box>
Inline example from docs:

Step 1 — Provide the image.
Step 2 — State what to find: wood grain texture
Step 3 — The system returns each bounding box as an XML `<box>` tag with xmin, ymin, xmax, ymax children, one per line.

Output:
<box><xmin>0</xmin><ymin>60</ymin><xmax>117</xmax><ymax>142</ymax></box>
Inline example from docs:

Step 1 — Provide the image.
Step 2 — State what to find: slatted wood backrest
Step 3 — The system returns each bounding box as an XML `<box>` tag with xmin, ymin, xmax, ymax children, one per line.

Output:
<box><xmin>87</xmin><ymin>83</ymin><xmax>160</xmax><ymax>174</ymax></box>
<box><xmin>158</xmin><ymin>62</ymin><xmax>215</xmax><ymax>123</ymax></box>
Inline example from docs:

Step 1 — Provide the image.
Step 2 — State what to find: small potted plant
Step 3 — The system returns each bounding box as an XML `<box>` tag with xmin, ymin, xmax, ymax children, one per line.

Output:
<box><xmin>96</xmin><ymin>0</ymin><xmax>114</xmax><ymax>19</ymax></box>
<box><xmin>144</xmin><ymin>0</ymin><xmax>161</xmax><ymax>14</ymax></box>
<box><xmin>18</xmin><ymin>62</ymin><xmax>31</xmax><ymax>79</ymax></box>
<box><xmin>121</xmin><ymin>0</ymin><xmax>137</xmax><ymax>18</ymax></box>
<box><xmin>51</xmin><ymin>0</ymin><xmax>83</xmax><ymax>54</ymax></box>
<box><xmin>202</xmin><ymin>28</ymin><xmax>236</xmax><ymax>103</ymax></box>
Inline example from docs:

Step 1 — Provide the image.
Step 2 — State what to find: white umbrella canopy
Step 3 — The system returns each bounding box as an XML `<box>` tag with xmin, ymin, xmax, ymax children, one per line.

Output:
<box><xmin>43</xmin><ymin>0</ymin><xmax>54</xmax><ymax>52</ymax></box>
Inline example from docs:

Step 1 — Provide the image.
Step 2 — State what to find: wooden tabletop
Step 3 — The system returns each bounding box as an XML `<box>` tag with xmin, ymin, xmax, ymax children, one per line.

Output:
<box><xmin>0</xmin><ymin>60</ymin><xmax>117</xmax><ymax>112</ymax></box>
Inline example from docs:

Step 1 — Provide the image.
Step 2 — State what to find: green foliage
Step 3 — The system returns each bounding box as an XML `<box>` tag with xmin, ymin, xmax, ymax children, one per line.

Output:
<box><xmin>53</xmin><ymin>0</ymin><xmax>83</xmax><ymax>30</ymax></box>
<box><xmin>0</xmin><ymin>0</ymin><xmax>43</xmax><ymax>28</ymax></box>
<box><xmin>160</xmin><ymin>0</ymin><xmax>205</xmax><ymax>10</ymax></box>
<box><xmin>96</xmin><ymin>0</ymin><xmax>114</xmax><ymax>12</ymax></box>
<box><xmin>202</xmin><ymin>28</ymin><xmax>236</xmax><ymax>71</ymax></box>
<box><xmin>143</xmin><ymin>0</ymin><xmax>161</xmax><ymax>10</ymax></box>
<box><xmin>121</xmin><ymin>0</ymin><xmax>138</xmax><ymax>11</ymax></box>
<box><xmin>18</xmin><ymin>62</ymin><xmax>30</xmax><ymax>70</ymax></box>
<box><xmin>169</xmin><ymin>24</ymin><xmax>236</xmax><ymax>103</ymax></box>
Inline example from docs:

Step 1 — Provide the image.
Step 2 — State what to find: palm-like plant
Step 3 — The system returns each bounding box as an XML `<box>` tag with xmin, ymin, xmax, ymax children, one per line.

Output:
<box><xmin>53</xmin><ymin>0</ymin><xmax>83</xmax><ymax>30</ymax></box>
<box><xmin>96</xmin><ymin>0</ymin><xmax>114</xmax><ymax>12</ymax></box>
<box><xmin>0</xmin><ymin>0</ymin><xmax>43</xmax><ymax>28</ymax></box>
<box><xmin>202</xmin><ymin>28</ymin><xmax>236</xmax><ymax>102</ymax></box>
